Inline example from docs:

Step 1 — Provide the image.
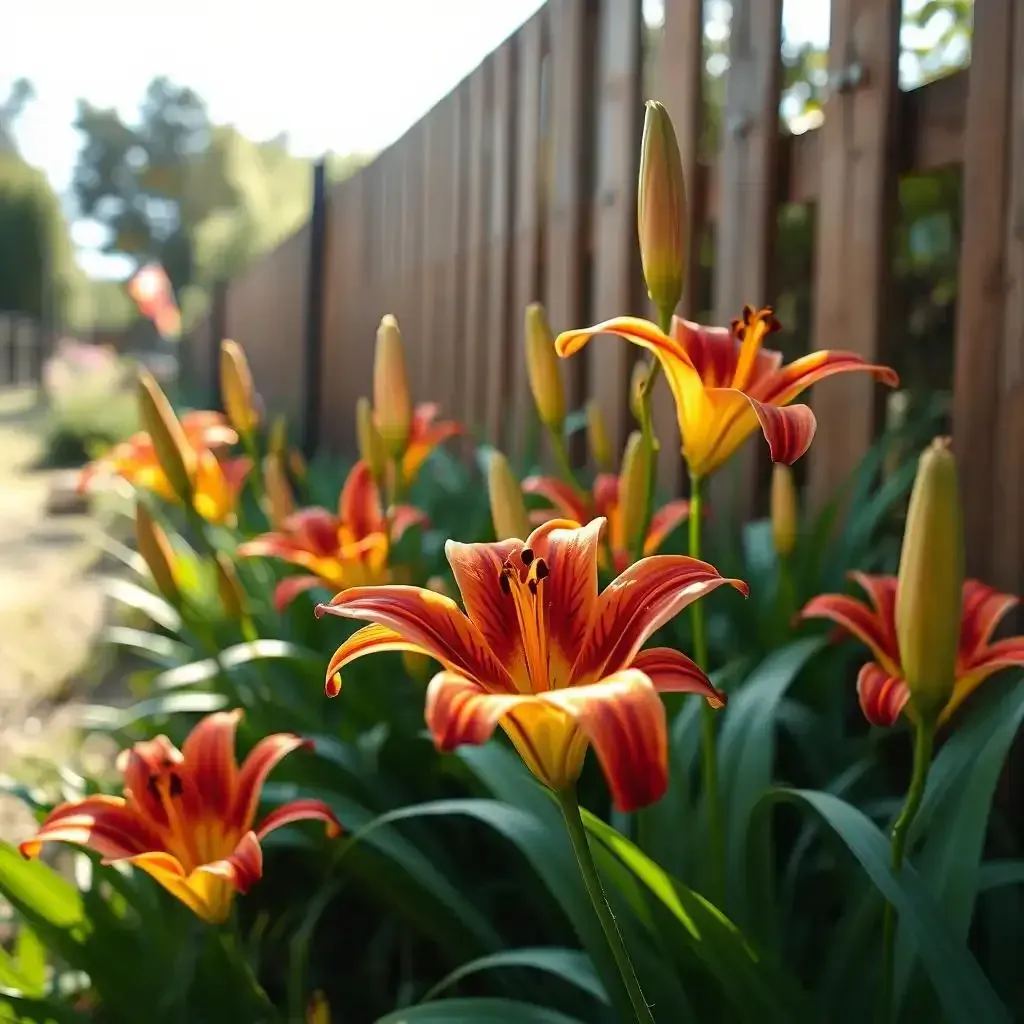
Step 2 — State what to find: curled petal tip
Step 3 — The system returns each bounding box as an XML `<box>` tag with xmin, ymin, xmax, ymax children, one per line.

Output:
<box><xmin>313</xmin><ymin>603</ymin><xmax>328</xmax><ymax>619</ymax></box>
<box><xmin>728</xmin><ymin>577</ymin><xmax>751</xmax><ymax>598</ymax></box>
<box><xmin>325</xmin><ymin>672</ymin><xmax>342</xmax><ymax>697</ymax></box>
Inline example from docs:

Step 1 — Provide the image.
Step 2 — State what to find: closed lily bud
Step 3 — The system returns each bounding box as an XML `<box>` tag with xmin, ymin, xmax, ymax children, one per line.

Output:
<box><xmin>262</xmin><ymin>452</ymin><xmax>294</xmax><ymax>529</ymax></box>
<box><xmin>770</xmin><ymin>464</ymin><xmax>798</xmax><ymax>558</ymax></box>
<box><xmin>487</xmin><ymin>450</ymin><xmax>530</xmax><ymax>541</ymax></box>
<box><xmin>524</xmin><ymin>303</ymin><xmax>565</xmax><ymax>430</ymax></box>
<box><xmin>307</xmin><ymin>991</ymin><xmax>330</xmax><ymax>1024</ymax></box>
<box><xmin>289</xmin><ymin>447</ymin><xmax>309</xmax><ymax>484</ymax></box>
<box><xmin>586</xmin><ymin>399</ymin><xmax>613</xmax><ymax>472</ymax></box>
<box><xmin>220</xmin><ymin>339</ymin><xmax>259</xmax><ymax>435</ymax></box>
<box><xmin>135</xmin><ymin>502</ymin><xmax>180</xmax><ymax>606</ymax></box>
<box><xmin>269</xmin><ymin>413</ymin><xmax>288</xmax><ymax>461</ymax></box>
<box><xmin>895</xmin><ymin>437</ymin><xmax>964</xmax><ymax>722</ymax></box>
<box><xmin>629</xmin><ymin>361</ymin><xmax>648</xmax><ymax>422</ymax></box>
<box><xmin>373</xmin><ymin>314</ymin><xmax>413</xmax><ymax>458</ymax></box>
<box><xmin>137</xmin><ymin>369</ymin><xmax>194</xmax><ymax>503</ymax></box>
<box><xmin>214</xmin><ymin>552</ymin><xmax>248</xmax><ymax>622</ymax></box>
<box><xmin>356</xmin><ymin>396</ymin><xmax>388</xmax><ymax>482</ymax></box>
<box><xmin>638</xmin><ymin>100</ymin><xmax>687</xmax><ymax>317</ymax></box>
<box><xmin>618</xmin><ymin>431</ymin><xmax>651</xmax><ymax>555</ymax></box>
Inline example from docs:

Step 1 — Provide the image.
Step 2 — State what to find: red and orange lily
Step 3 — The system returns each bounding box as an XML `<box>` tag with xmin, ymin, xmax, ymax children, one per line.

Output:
<box><xmin>238</xmin><ymin>460</ymin><xmax>427</xmax><ymax>611</ymax></box>
<box><xmin>522</xmin><ymin>474</ymin><xmax>691</xmax><ymax>575</ymax></box>
<box><xmin>401</xmin><ymin>403</ymin><xmax>463</xmax><ymax>484</ymax></box>
<box><xmin>555</xmin><ymin>306</ymin><xmax>899</xmax><ymax>479</ymax></box>
<box><xmin>316</xmin><ymin>517</ymin><xmax>747</xmax><ymax>811</ymax></box>
<box><xmin>800</xmin><ymin>573</ymin><xmax>1024</xmax><ymax>727</ymax></box>
<box><xmin>20</xmin><ymin>710</ymin><xmax>341</xmax><ymax>923</ymax></box>
<box><xmin>78</xmin><ymin>410</ymin><xmax>251</xmax><ymax>525</ymax></box>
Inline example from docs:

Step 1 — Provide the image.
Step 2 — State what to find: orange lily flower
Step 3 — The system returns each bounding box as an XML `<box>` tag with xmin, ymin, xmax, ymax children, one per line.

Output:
<box><xmin>401</xmin><ymin>402</ymin><xmax>463</xmax><ymax>484</ymax></box>
<box><xmin>800</xmin><ymin>573</ymin><xmax>1024</xmax><ymax>727</ymax></box>
<box><xmin>522</xmin><ymin>474</ymin><xmax>691</xmax><ymax>575</ymax></box>
<box><xmin>19</xmin><ymin>710</ymin><xmax>341</xmax><ymax>923</ymax></box>
<box><xmin>238</xmin><ymin>460</ymin><xmax>427</xmax><ymax>611</ymax></box>
<box><xmin>78</xmin><ymin>410</ymin><xmax>250</xmax><ymax>526</ymax></box>
<box><xmin>554</xmin><ymin>306</ymin><xmax>899</xmax><ymax>479</ymax></box>
<box><xmin>315</xmin><ymin>517</ymin><xmax>747</xmax><ymax>812</ymax></box>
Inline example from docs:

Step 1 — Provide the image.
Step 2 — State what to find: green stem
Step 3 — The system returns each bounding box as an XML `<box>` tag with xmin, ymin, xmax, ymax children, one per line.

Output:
<box><xmin>222</xmin><ymin>909</ymin><xmax>278</xmax><ymax>1019</ymax></box>
<box><xmin>688</xmin><ymin>473</ymin><xmax>724</xmax><ymax>906</ymax></box>
<box><xmin>878</xmin><ymin>719</ymin><xmax>934</xmax><ymax>1024</ymax></box>
<box><xmin>550</xmin><ymin>428</ymin><xmax>589</xmax><ymax>501</ymax></box>
<box><xmin>240</xmin><ymin>428</ymin><xmax>266</xmax><ymax>505</ymax></box>
<box><xmin>556</xmin><ymin>787</ymin><xmax>655</xmax><ymax>1024</ymax></box>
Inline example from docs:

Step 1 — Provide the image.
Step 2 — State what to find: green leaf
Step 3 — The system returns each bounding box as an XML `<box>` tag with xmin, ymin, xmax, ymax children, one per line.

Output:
<box><xmin>765</xmin><ymin>788</ymin><xmax>1012</xmax><ymax>1023</ymax></box>
<box><xmin>580</xmin><ymin>809</ymin><xmax>812</xmax><ymax>1023</ymax></box>
<box><xmin>422</xmin><ymin>947</ymin><xmax>608</xmax><ymax>1005</ymax></box>
<box><xmin>76</xmin><ymin>690</ymin><xmax>229</xmax><ymax>730</ymax></box>
<box><xmin>99</xmin><ymin>576</ymin><xmax>181</xmax><ymax>630</ymax></box>
<box><xmin>151</xmin><ymin>639</ymin><xmax>323</xmax><ymax>691</ymax></box>
<box><xmin>375</xmin><ymin>998</ymin><xmax>588</xmax><ymax>1022</ymax></box>
<box><xmin>101</xmin><ymin>625</ymin><xmax>191</xmax><ymax>667</ymax></box>
<box><xmin>0</xmin><ymin>988</ymin><xmax>91</xmax><ymax>1024</ymax></box>
<box><xmin>978</xmin><ymin>860</ymin><xmax>1024</xmax><ymax>894</ymax></box>
<box><xmin>12</xmin><ymin>924</ymin><xmax>46</xmax><ymax>997</ymax></box>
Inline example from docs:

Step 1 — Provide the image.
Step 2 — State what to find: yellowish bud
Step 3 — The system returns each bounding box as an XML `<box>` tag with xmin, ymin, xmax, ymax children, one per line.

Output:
<box><xmin>219</xmin><ymin>339</ymin><xmax>259</xmax><ymax>435</ymax></box>
<box><xmin>618</xmin><ymin>431</ymin><xmax>651</xmax><ymax>555</ymax></box>
<box><xmin>629</xmin><ymin>361</ymin><xmax>648</xmax><ymax>422</ymax></box>
<box><xmin>289</xmin><ymin>447</ymin><xmax>308</xmax><ymax>484</ymax></box>
<box><xmin>770</xmin><ymin>464</ymin><xmax>798</xmax><ymax>558</ymax></box>
<box><xmin>306</xmin><ymin>991</ymin><xmax>330</xmax><ymax>1024</ymax></box>
<box><xmin>373</xmin><ymin>314</ymin><xmax>413</xmax><ymax>458</ymax></box>
<box><xmin>269</xmin><ymin>413</ymin><xmax>289</xmax><ymax>462</ymax></box>
<box><xmin>262</xmin><ymin>452</ymin><xmax>295</xmax><ymax>530</ymax></box>
<box><xmin>214</xmin><ymin>552</ymin><xmax>248</xmax><ymax>622</ymax></box>
<box><xmin>638</xmin><ymin>100</ymin><xmax>687</xmax><ymax>317</ymax></box>
<box><xmin>137</xmin><ymin>369</ymin><xmax>194</xmax><ymax>503</ymax></box>
<box><xmin>895</xmin><ymin>437</ymin><xmax>964</xmax><ymax>722</ymax></box>
<box><xmin>486</xmin><ymin>450</ymin><xmax>530</xmax><ymax>541</ymax></box>
<box><xmin>586</xmin><ymin>399</ymin><xmax>613</xmax><ymax>472</ymax></box>
<box><xmin>356</xmin><ymin>396</ymin><xmax>388</xmax><ymax>482</ymax></box>
<box><xmin>135</xmin><ymin>502</ymin><xmax>180</xmax><ymax>605</ymax></box>
<box><xmin>524</xmin><ymin>303</ymin><xmax>565</xmax><ymax>430</ymax></box>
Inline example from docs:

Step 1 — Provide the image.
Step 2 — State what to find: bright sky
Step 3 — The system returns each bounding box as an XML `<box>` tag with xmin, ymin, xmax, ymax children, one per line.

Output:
<box><xmin>4</xmin><ymin>0</ymin><xmax>834</xmax><ymax>278</ymax></box>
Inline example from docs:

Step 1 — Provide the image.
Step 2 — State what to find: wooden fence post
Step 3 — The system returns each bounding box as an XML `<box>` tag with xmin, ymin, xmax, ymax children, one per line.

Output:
<box><xmin>302</xmin><ymin>159</ymin><xmax>328</xmax><ymax>457</ymax></box>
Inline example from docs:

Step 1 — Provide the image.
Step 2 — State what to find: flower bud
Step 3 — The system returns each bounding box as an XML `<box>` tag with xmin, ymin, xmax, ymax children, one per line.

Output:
<box><xmin>262</xmin><ymin>452</ymin><xmax>294</xmax><ymax>530</ymax></box>
<box><xmin>487</xmin><ymin>450</ymin><xmax>530</xmax><ymax>541</ymax></box>
<box><xmin>306</xmin><ymin>991</ymin><xmax>330</xmax><ymax>1024</ymax></box>
<box><xmin>356</xmin><ymin>396</ymin><xmax>388</xmax><ymax>483</ymax></box>
<box><xmin>137</xmin><ymin>369</ymin><xmax>194</xmax><ymax>503</ymax></box>
<box><xmin>220</xmin><ymin>339</ymin><xmax>259</xmax><ymax>436</ymax></box>
<box><xmin>618</xmin><ymin>431</ymin><xmax>651</xmax><ymax>556</ymax></box>
<box><xmin>770</xmin><ymin>464</ymin><xmax>798</xmax><ymax>558</ymax></box>
<box><xmin>586</xmin><ymin>399</ymin><xmax>612</xmax><ymax>472</ymax></box>
<box><xmin>214</xmin><ymin>552</ymin><xmax>248</xmax><ymax>622</ymax></box>
<box><xmin>895</xmin><ymin>437</ymin><xmax>964</xmax><ymax>722</ymax></box>
<box><xmin>629</xmin><ymin>361</ymin><xmax>648</xmax><ymax>422</ymax></box>
<box><xmin>289</xmin><ymin>447</ymin><xmax>309</xmax><ymax>484</ymax></box>
<box><xmin>135</xmin><ymin>502</ymin><xmax>180</xmax><ymax>605</ymax></box>
<box><xmin>638</xmin><ymin>100</ymin><xmax>687</xmax><ymax>318</ymax></box>
<box><xmin>524</xmin><ymin>303</ymin><xmax>565</xmax><ymax>431</ymax></box>
<box><xmin>269</xmin><ymin>413</ymin><xmax>289</xmax><ymax>462</ymax></box>
<box><xmin>373</xmin><ymin>314</ymin><xmax>413</xmax><ymax>458</ymax></box>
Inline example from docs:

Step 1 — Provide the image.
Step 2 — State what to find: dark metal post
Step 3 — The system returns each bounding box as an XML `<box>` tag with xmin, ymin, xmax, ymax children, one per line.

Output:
<box><xmin>302</xmin><ymin>159</ymin><xmax>328</xmax><ymax>458</ymax></box>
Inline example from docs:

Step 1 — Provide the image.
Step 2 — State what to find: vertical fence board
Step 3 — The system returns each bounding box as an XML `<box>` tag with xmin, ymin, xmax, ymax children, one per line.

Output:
<box><xmin>402</xmin><ymin>126</ymin><xmax>426</xmax><ymax>385</ymax></box>
<box><xmin>589</xmin><ymin>0</ymin><xmax>644</xmax><ymax>460</ymax></box>
<box><xmin>509</xmin><ymin>14</ymin><xmax>545</xmax><ymax>461</ymax></box>
<box><xmin>446</xmin><ymin>87</ymin><xmax>470</xmax><ymax>428</ymax></box>
<box><xmin>462</xmin><ymin>62</ymin><xmax>494</xmax><ymax>439</ymax></box>
<box><xmin>484</xmin><ymin>42</ymin><xmax>517</xmax><ymax>448</ymax></box>
<box><xmin>806</xmin><ymin>0</ymin><xmax>901</xmax><ymax>511</ymax></box>
<box><xmin>708</xmin><ymin>0</ymin><xmax>783</xmax><ymax>520</ymax></box>
<box><xmin>302</xmin><ymin>161</ymin><xmax>328</xmax><ymax>455</ymax></box>
<box><xmin>544</xmin><ymin>0</ymin><xmax>595</xmax><ymax>466</ymax></box>
<box><xmin>422</xmin><ymin>102</ymin><xmax>450</xmax><ymax>412</ymax></box>
<box><xmin>653</xmin><ymin>0</ymin><xmax>705</xmax><ymax>495</ymax></box>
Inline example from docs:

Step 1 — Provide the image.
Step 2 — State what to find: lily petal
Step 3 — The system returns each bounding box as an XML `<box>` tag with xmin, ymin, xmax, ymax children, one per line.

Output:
<box><xmin>316</xmin><ymin>585</ymin><xmax>515</xmax><ymax>692</ymax></box>
<box><xmin>573</xmin><ymin>555</ymin><xmax>747</xmax><ymax>683</ymax></box>
<box><xmin>756</xmin><ymin>349</ymin><xmax>900</xmax><ymax>407</ymax></box>
<box><xmin>340</xmin><ymin>461</ymin><xmax>384</xmax><ymax>537</ymax></box>
<box><xmin>631</xmin><ymin>647</ymin><xmax>725</xmax><ymax>708</ymax></box>
<box><xmin>424</xmin><ymin>671</ymin><xmax>535</xmax><ymax>750</ymax></box>
<box><xmin>234</xmin><ymin>734</ymin><xmax>312</xmax><ymax>834</ymax></box>
<box><xmin>644</xmin><ymin>500</ymin><xmax>692</xmax><ymax>555</ymax></box>
<box><xmin>944</xmin><ymin>636</ymin><xmax>1024</xmax><ymax>724</ymax></box>
<box><xmin>540</xmin><ymin>669</ymin><xmax>668</xmax><ymax>812</ymax></box>
<box><xmin>592</xmin><ymin>475</ymin><xmax>620</xmax><ymax>519</ymax></box>
<box><xmin>255</xmin><ymin>799</ymin><xmax>342</xmax><ymax>840</ymax></box>
<box><xmin>521</xmin><ymin>475</ymin><xmax>593</xmax><ymax>523</ymax></box>
<box><xmin>800</xmin><ymin>580</ymin><xmax>900</xmax><ymax>676</ymax></box>
<box><xmin>19</xmin><ymin>795</ymin><xmax>163</xmax><ymax>861</ymax></box>
<box><xmin>390</xmin><ymin>503</ymin><xmax>429</xmax><ymax>542</ymax></box>
<box><xmin>856</xmin><ymin>662</ymin><xmax>909</xmax><ymax>728</ymax></box>
<box><xmin>180</xmin><ymin>709</ymin><xmax>242</xmax><ymax>819</ymax></box>
<box><xmin>959</xmin><ymin>580</ymin><xmax>1019</xmax><ymax>659</ymax></box>
<box><xmin>274</xmin><ymin>575</ymin><xmax>327</xmax><ymax>612</ymax></box>
<box><xmin>324</xmin><ymin>623</ymin><xmax>435</xmax><ymax>696</ymax></box>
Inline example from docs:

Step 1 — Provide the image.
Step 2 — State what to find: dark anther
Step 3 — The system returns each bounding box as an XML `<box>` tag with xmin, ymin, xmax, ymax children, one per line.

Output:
<box><xmin>147</xmin><ymin>775</ymin><xmax>160</xmax><ymax>798</ymax></box>
<box><xmin>520</xmin><ymin>547</ymin><xmax>534</xmax><ymax>566</ymax></box>
<box><xmin>161</xmin><ymin>757</ymin><xmax>175</xmax><ymax>769</ymax></box>
<box><xmin>742</xmin><ymin>305</ymin><xmax>754</xmax><ymax>324</ymax></box>
<box><xmin>734</xmin><ymin>325</ymin><xmax>746</xmax><ymax>342</ymax></box>
<box><xmin>528</xmin><ymin>579</ymin><xmax>538</xmax><ymax>595</ymax></box>
<box><xmin>534</xmin><ymin>559</ymin><xmax>549</xmax><ymax>581</ymax></box>
<box><xmin>767</xmin><ymin>315</ymin><xmax>782</xmax><ymax>334</ymax></box>
<box><xmin>499</xmin><ymin>573</ymin><xmax>512</xmax><ymax>595</ymax></box>
<box><xmin>169</xmin><ymin>773</ymin><xmax>184</xmax><ymax>797</ymax></box>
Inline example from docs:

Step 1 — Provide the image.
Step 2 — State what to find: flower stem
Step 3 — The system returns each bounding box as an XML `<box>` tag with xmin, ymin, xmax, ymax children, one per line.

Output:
<box><xmin>878</xmin><ymin>718</ymin><xmax>934</xmax><ymax>1023</ymax></box>
<box><xmin>688</xmin><ymin>472</ymin><xmax>724</xmax><ymax>905</ymax></box>
<box><xmin>556</xmin><ymin>787</ymin><xmax>654</xmax><ymax>1024</ymax></box>
<box><xmin>550</xmin><ymin>428</ymin><xmax>589</xmax><ymax>501</ymax></box>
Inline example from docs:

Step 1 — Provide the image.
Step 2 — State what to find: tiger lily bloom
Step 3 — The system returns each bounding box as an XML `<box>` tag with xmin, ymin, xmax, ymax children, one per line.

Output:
<box><xmin>800</xmin><ymin>573</ymin><xmax>1024</xmax><ymax>727</ymax></box>
<box><xmin>555</xmin><ymin>306</ymin><xmax>899</xmax><ymax>479</ymax></box>
<box><xmin>315</xmin><ymin>518</ymin><xmax>747</xmax><ymax>812</ymax></box>
<box><xmin>238</xmin><ymin>460</ymin><xmax>427</xmax><ymax>611</ymax></box>
<box><xmin>19</xmin><ymin>710</ymin><xmax>341</xmax><ymax>924</ymax></box>
<box><xmin>78</xmin><ymin>411</ymin><xmax>250</xmax><ymax>526</ymax></box>
<box><xmin>401</xmin><ymin>403</ymin><xmax>463</xmax><ymax>485</ymax></box>
<box><xmin>522</xmin><ymin>475</ymin><xmax>691</xmax><ymax>575</ymax></box>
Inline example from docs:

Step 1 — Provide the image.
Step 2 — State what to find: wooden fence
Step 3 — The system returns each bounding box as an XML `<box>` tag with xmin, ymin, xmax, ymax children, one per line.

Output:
<box><xmin>185</xmin><ymin>0</ymin><xmax>1024</xmax><ymax>597</ymax></box>
<box><xmin>0</xmin><ymin>314</ymin><xmax>44</xmax><ymax>387</ymax></box>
